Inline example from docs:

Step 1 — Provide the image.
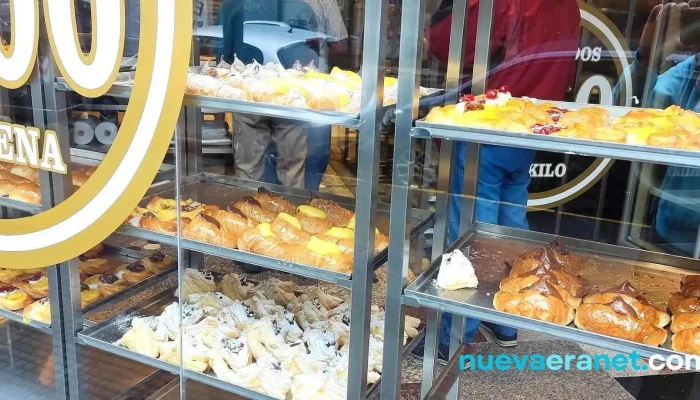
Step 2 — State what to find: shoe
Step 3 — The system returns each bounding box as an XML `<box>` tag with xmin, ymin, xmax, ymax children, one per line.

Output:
<box><xmin>480</xmin><ymin>322</ymin><xmax>517</xmax><ymax>347</ymax></box>
<box><xmin>410</xmin><ymin>339</ymin><xmax>451</xmax><ymax>365</ymax></box>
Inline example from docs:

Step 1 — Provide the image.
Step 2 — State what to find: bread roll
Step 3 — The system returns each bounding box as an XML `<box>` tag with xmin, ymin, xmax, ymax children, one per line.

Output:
<box><xmin>671</xmin><ymin>313</ymin><xmax>700</xmax><ymax>334</ymax></box>
<box><xmin>500</xmin><ymin>274</ymin><xmax>581</xmax><ymax>309</ymax></box>
<box><xmin>669</xmin><ymin>292</ymin><xmax>700</xmax><ymax>315</ymax></box>
<box><xmin>8</xmin><ymin>182</ymin><xmax>40</xmax><ymax>205</ymax></box>
<box><xmin>583</xmin><ymin>290</ymin><xmax>670</xmax><ymax>329</ymax></box>
<box><xmin>493</xmin><ymin>289</ymin><xmax>574</xmax><ymax>325</ymax></box>
<box><xmin>0</xmin><ymin>179</ymin><xmax>15</xmax><ymax>196</ymax></box>
<box><xmin>10</xmin><ymin>165</ymin><xmax>39</xmax><ymax>182</ymax></box>
<box><xmin>574</xmin><ymin>299</ymin><xmax>667</xmax><ymax>346</ymax></box>
<box><xmin>671</xmin><ymin>327</ymin><xmax>700</xmax><ymax>355</ymax></box>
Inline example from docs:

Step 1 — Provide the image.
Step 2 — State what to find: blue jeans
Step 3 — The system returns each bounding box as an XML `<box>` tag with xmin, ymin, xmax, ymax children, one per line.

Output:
<box><xmin>440</xmin><ymin>144</ymin><xmax>534</xmax><ymax>347</ymax></box>
<box><xmin>264</xmin><ymin>124</ymin><xmax>331</xmax><ymax>191</ymax></box>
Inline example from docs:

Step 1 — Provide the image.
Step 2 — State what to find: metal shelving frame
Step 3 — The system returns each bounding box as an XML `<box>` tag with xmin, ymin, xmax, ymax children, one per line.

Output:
<box><xmin>382</xmin><ymin>0</ymin><xmax>700</xmax><ymax>399</ymax></box>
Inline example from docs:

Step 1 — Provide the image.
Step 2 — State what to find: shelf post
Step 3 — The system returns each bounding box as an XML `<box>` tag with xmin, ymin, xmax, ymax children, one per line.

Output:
<box><xmin>380</xmin><ymin>0</ymin><xmax>426</xmax><ymax>398</ymax></box>
<box><xmin>347</xmin><ymin>0</ymin><xmax>389</xmax><ymax>398</ymax></box>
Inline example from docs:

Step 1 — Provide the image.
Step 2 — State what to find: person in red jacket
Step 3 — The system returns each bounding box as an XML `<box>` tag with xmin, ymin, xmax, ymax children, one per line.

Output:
<box><xmin>416</xmin><ymin>0</ymin><xmax>580</xmax><ymax>362</ymax></box>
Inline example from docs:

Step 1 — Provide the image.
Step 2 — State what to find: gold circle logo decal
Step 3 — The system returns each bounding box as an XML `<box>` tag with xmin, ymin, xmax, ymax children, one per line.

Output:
<box><xmin>0</xmin><ymin>0</ymin><xmax>192</xmax><ymax>268</ymax></box>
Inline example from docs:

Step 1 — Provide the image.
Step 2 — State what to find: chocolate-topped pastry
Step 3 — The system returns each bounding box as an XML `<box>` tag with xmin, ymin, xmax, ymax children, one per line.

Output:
<box><xmin>258</xmin><ymin>187</ymin><xmax>281</xmax><ymax>197</ymax></box>
<box><xmin>80</xmin><ymin>283</ymin><xmax>89</xmax><ymax>292</ymax></box>
<box><xmin>24</xmin><ymin>272</ymin><xmax>44</xmax><ymax>283</ymax></box>
<box><xmin>0</xmin><ymin>286</ymin><xmax>16</xmax><ymax>294</ymax></box>
<box><xmin>520</xmin><ymin>278</ymin><xmax>564</xmax><ymax>302</ymax></box>
<box><xmin>225</xmin><ymin>204</ymin><xmax>247</xmax><ymax>218</ymax></box>
<box><xmin>509</xmin><ymin>247</ymin><xmax>558</xmax><ymax>277</ymax></box>
<box><xmin>546</xmin><ymin>239</ymin><xmax>583</xmax><ymax>276</ymax></box>
<box><xmin>99</xmin><ymin>273</ymin><xmax>119</xmax><ymax>285</ymax></box>
<box><xmin>79</xmin><ymin>255</ymin><xmax>90</xmax><ymax>262</ymax></box>
<box><xmin>242</xmin><ymin>196</ymin><xmax>262</xmax><ymax>207</ymax></box>
<box><xmin>202</xmin><ymin>213</ymin><xmax>221</xmax><ymax>229</ymax></box>
<box><xmin>603</xmin><ymin>281</ymin><xmax>649</xmax><ymax>305</ymax></box>
<box><xmin>680</xmin><ymin>275</ymin><xmax>700</xmax><ymax>298</ymax></box>
<box><xmin>142</xmin><ymin>211</ymin><xmax>157</xmax><ymax>219</ymax></box>
<box><xmin>522</xmin><ymin>264</ymin><xmax>560</xmax><ymax>284</ymax></box>
<box><xmin>181</xmin><ymin>204</ymin><xmax>198</xmax><ymax>212</ymax></box>
<box><xmin>149</xmin><ymin>251</ymin><xmax>165</xmax><ymax>263</ymax></box>
<box><xmin>606</xmin><ymin>295</ymin><xmax>639</xmax><ymax>318</ymax></box>
<box><xmin>127</xmin><ymin>262</ymin><xmax>146</xmax><ymax>273</ymax></box>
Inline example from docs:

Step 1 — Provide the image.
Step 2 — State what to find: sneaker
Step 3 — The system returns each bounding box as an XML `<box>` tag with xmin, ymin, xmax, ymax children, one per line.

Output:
<box><xmin>410</xmin><ymin>339</ymin><xmax>451</xmax><ymax>365</ymax></box>
<box><xmin>480</xmin><ymin>322</ymin><xmax>517</xmax><ymax>347</ymax></box>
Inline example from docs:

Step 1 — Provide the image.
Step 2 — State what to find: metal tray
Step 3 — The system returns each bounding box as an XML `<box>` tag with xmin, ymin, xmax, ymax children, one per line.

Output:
<box><xmin>0</xmin><ymin>307</ymin><xmax>52</xmax><ymax>334</ymax></box>
<box><xmin>79</xmin><ymin>280</ymin><xmax>424</xmax><ymax>400</ymax></box>
<box><xmin>55</xmin><ymin>77</ymin><xmax>442</xmax><ymax>129</ymax></box>
<box><xmin>118</xmin><ymin>172</ymin><xmax>434</xmax><ymax>288</ymax></box>
<box><xmin>404</xmin><ymin>223</ymin><xmax>700</xmax><ymax>367</ymax></box>
<box><xmin>413</xmin><ymin>101</ymin><xmax>700</xmax><ymax>169</ymax></box>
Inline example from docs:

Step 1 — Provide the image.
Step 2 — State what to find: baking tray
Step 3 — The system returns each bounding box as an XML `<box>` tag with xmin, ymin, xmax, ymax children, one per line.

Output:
<box><xmin>405</xmin><ymin>223</ymin><xmax>700</xmax><ymax>368</ymax></box>
<box><xmin>118</xmin><ymin>172</ymin><xmax>434</xmax><ymax>288</ymax></box>
<box><xmin>55</xmin><ymin>76</ymin><xmax>443</xmax><ymax>129</ymax></box>
<box><xmin>79</xmin><ymin>278</ymin><xmax>425</xmax><ymax>400</ymax></box>
<box><xmin>414</xmin><ymin>101</ymin><xmax>700</xmax><ymax>169</ymax></box>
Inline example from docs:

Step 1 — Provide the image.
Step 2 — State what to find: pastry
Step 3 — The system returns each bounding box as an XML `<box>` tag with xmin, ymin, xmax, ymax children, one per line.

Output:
<box><xmin>493</xmin><ymin>278</ymin><xmax>575</xmax><ymax>325</ymax></box>
<box><xmin>219</xmin><ymin>273</ymin><xmax>255</xmax><ymax>301</ymax></box>
<box><xmin>671</xmin><ymin>313</ymin><xmax>700</xmax><ymax>333</ymax></box>
<box><xmin>295</xmin><ymin>207</ymin><xmax>334</xmax><ymax>234</ymax></box>
<box><xmin>140</xmin><ymin>251</ymin><xmax>175</xmax><ymax>274</ymax></box>
<box><xmin>0</xmin><ymin>286</ymin><xmax>33</xmax><ymax>310</ymax></box>
<box><xmin>0</xmin><ymin>268</ymin><xmax>26</xmax><ymax>284</ymax></box>
<box><xmin>182</xmin><ymin>212</ymin><xmax>238</xmax><ymax>248</ymax></box>
<box><xmin>138</xmin><ymin>211</ymin><xmax>181</xmax><ymax>235</ymax></box>
<box><xmin>509</xmin><ymin>248</ymin><xmax>589</xmax><ymax>297</ymax></box>
<box><xmin>591</xmin><ymin>126</ymin><xmax>627</xmax><ymax>143</ymax></box>
<box><xmin>8</xmin><ymin>182</ymin><xmax>41</xmax><ymax>205</ymax></box>
<box><xmin>113</xmin><ymin>261</ymin><xmax>154</xmax><ymax>284</ymax></box>
<box><xmin>574</xmin><ymin>296</ymin><xmax>668</xmax><ymax>346</ymax></box>
<box><xmin>78</xmin><ymin>258</ymin><xmax>111</xmax><ymax>276</ymax></box>
<box><xmin>119</xmin><ymin>320</ymin><xmax>168</xmax><ymax>358</ymax></box>
<box><xmin>80</xmin><ymin>283</ymin><xmax>102</xmax><ymax>308</ymax></box>
<box><xmin>648</xmin><ymin>132</ymin><xmax>684</xmax><ymax>148</ymax></box>
<box><xmin>23</xmin><ymin>298</ymin><xmax>51</xmax><ymax>324</ymax></box>
<box><xmin>233</xmin><ymin>196</ymin><xmax>277</xmax><ymax>224</ymax></box>
<box><xmin>13</xmin><ymin>272</ymin><xmax>49</xmax><ymax>298</ymax></box>
<box><xmin>178</xmin><ymin>269</ymin><xmax>216</xmax><ymax>301</ymax></box>
<box><xmin>238</xmin><ymin>223</ymin><xmax>290</xmax><ymax>259</ymax></box>
<box><xmin>81</xmin><ymin>243</ymin><xmax>104</xmax><ymax>259</ymax></box>
<box><xmin>271</xmin><ymin>213</ymin><xmax>312</xmax><ymax>245</ymax></box>
<box><xmin>83</xmin><ymin>273</ymin><xmax>127</xmax><ymax>297</ymax></box>
<box><xmin>254</xmin><ymin>278</ymin><xmax>296</xmax><ymax>307</ymax></box>
<box><xmin>0</xmin><ymin>179</ymin><xmax>15</xmax><ymax>196</ymax></box>
<box><xmin>0</xmin><ymin>169</ymin><xmax>29</xmax><ymax>184</ymax></box>
<box><xmin>11</xmin><ymin>165</ymin><xmax>39</xmax><ymax>183</ymax></box>
<box><xmin>436</xmin><ymin>249</ymin><xmax>478</xmax><ymax>290</ymax></box>
<box><xmin>669</xmin><ymin>293</ymin><xmax>700</xmax><ymax>315</ymax></box>
<box><xmin>672</xmin><ymin>327</ymin><xmax>700</xmax><ymax>355</ymax></box>
<box><xmin>253</xmin><ymin>187</ymin><xmax>297</xmax><ymax>214</ymax></box>
<box><xmin>582</xmin><ymin>281</ymin><xmax>670</xmax><ymax>328</ymax></box>
<box><xmin>679</xmin><ymin>275</ymin><xmax>700</xmax><ymax>298</ymax></box>
<box><xmin>209</xmin><ymin>206</ymin><xmax>256</xmax><ymax>235</ymax></box>
<box><xmin>309</xmin><ymin>198</ymin><xmax>354</xmax><ymax>227</ymax></box>
<box><xmin>499</xmin><ymin>270</ymin><xmax>581</xmax><ymax>309</ymax></box>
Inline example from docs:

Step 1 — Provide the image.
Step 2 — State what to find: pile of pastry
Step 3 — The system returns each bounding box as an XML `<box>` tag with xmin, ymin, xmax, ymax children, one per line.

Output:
<box><xmin>0</xmin><ymin>244</ymin><xmax>175</xmax><ymax>325</ymax></box>
<box><xmin>126</xmin><ymin>189</ymin><xmax>389</xmax><ymax>273</ymax></box>
<box><xmin>669</xmin><ymin>275</ymin><xmax>700</xmax><ymax>355</ymax></box>
<box><xmin>0</xmin><ymin>161</ymin><xmax>97</xmax><ymax>205</ymax></box>
<box><xmin>186</xmin><ymin>57</ymin><xmax>428</xmax><ymax>113</ymax></box>
<box><xmin>494</xmin><ymin>240</ymin><xmax>673</xmax><ymax>348</ymax></box>
<box><xmin>117</xmin><ymin>269</ymin><xmax>421</xmax><ymax>399</ymax></box>
<box><xmin>424</xmin><ymin>88</ymin><xmax>700</xmax><ymax>150</ymax></box>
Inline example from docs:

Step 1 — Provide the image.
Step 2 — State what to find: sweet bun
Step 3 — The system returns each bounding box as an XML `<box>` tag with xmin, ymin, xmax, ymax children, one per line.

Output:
<box><xmin>8</xmin><ymin>182</ymin><xmax>41</xmax><ymax>205</ymax></box>
<box><xmin>672</xmin><ymin>327</ymin><xmax>700</xmax><ymax>355</ymax></box>
<box><xmin>113</xmin><ymin>261</ymin><xmax>154</xmax><ymax>284</ymax></box>
<box><xmin>671</xmin><ymin>313</ymin><xmax>700</xmax><ymax>334</ymax></box>
<box><xmin>79</xmin><ymin>258</ymin><xmax>111</xmax><ymax>276</ymax></box>
<box><xmin>0</xmin><ymin>286</ymin><xmax>33</xmax><ymax>310</ymax></box>
<box><xmin>10</xmin><ymin>165</ymin><xmax>39</xmax><ymax>183</ymax></box>
<box><xmin>493</xmin><ymin>281</ymin><xmax>575</xmax><ymax>325</ymax></box>
<box><xmin>574</xmin><ymin>298</ymin><xmax>668</xmax><ymax>346</ymax></box>
<box><xmin>648</xmin><ymin>133</ymin><xmax>683</xmax><ymax>148</ymax></box>
<box><xmin>0</xmin><ymin>179</ymin><xmax>15</xmax><ymax>196</ymax></box>
<box><xmin>23</xmin><ymin>298</ymin><xmax>51</xmax><ymax>324</ymax></box>
<box><xmin>13</xmin><ymin>273</ymin><xmax>49</xmax><ymax>298</ymax></box>
<box><xmin>140</xmin><ymin>251</ymin><xmax>176</xmax><ymax>274</ymax></box>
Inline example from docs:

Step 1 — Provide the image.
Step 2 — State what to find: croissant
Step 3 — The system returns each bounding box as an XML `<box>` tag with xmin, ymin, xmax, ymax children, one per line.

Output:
<box><xmin>233</xmin><ymin>197</ymin><xmax>277</xmax><ymax>223</ymax></box>
<box><xmin>671</xmin><ymin>313</ymin><xmax>700</xmax><ymax>333</ymax></box>
<box><xmin>208</xmin><ymin>207</ymin><xmax>256</xmax><ymax>235</ymax></box>
<box><xmin>287</xmin><ymin>239</ymin><xmax>354</xmax><ymax>273</ymax></box>
<box><xmin>574</xmin><ymin>297</ymin><xmax>667</xmax><ymax>346</ymax></box>
<box><xmin>182</xmin><ymin>213</ymin><xmax>238</xmax><ymax>248</ymax></box>
<box><xmin>583</xmin><ymin>282</ymin><xmax>670</xmax><ymax>328</ymax></box>
<box><xmin>493</xmin><ymin>278</ymin><xmax>575</xmax><ymax>325</ymax></box>
<box><xmin>138</xmin><ymin>212</ymin><xmax>182</xmax><ymax>235</ymax></box>
<box><xmin>309</xmin><ymin>198</ymin><xmax>354</xmax><ymax>227</ymax></box>
<box><xmin>8</xmin><ymin>182</ymin><xmax>41</xmax><ymax>205</ymax></box>
<box><xmin>145</xmin><ymin>196</ymin><xmax>193</xmax><ymax>212</ymax></box>
<box><xmin>271</xmin><ymin>214</ymin><xmax>312</xmax><ymax>245</ymax></box>
<box><xmin>253</xmin><ymin>187</ymin><xmax>297</xmax><ymax>214</ymax></box>
<box><xmin>0</xmin><ymin>179</ymin><xmax>15</xmax><ymax>196</ymax></box>
<box><xmin>238</xmin><ymin>224</ymin><xmax>289</xmax><ymax>259</ymax></box>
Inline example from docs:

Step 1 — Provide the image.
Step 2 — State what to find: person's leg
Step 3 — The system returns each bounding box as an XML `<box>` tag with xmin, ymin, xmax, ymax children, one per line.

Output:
<box><xmin>263</xmin><ymin>145</ymin><xmax>281</xmax><ymax>185</ymax></box>
<box><xmin>304</xmin><ymin>124</ymin><xmax>331</xmax><ymax>191</ymax></box>
<box><xmin>448</xmin><ymin>142</ymin><xmax>465</xmax><ymax>243</ymax></box>
<box><xmin>273</xmin><ymin>119</ymin><xmax>307</xmax><ymax>188</ymax></box>
<box><xmin>499</xmin><ymin>148</ymin><xmax>536</xmax><ymax>229</ymax></box>
<box><xmin>233</xmin><ymin>114</ymin><xmax>270</xmax><ymax>182</ymax></box>
<box><xmin>475</xmin><ymin>145</ymin><xmax>505</xmax><ymax>225</ymax></box>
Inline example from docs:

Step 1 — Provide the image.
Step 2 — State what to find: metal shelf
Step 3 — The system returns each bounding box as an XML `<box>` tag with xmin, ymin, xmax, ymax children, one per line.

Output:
<box><xmin>413</xmin><ymin>101</ymin><xmax>700</xmax><ymax>168</ymax></box>
<box><xmin>0</xmin><ymin>197</ymin><xmax>42</xmax><ymax>214</ymax></box>
<box><xmin>404</xmin><ymin>223</ymin><xmax>700</xmax><ymax>368</ymax></box>
<box><xmin>0</xmin><ymin>307</ymin><xmax>52</xmax><ymax>334</ymax></box>
<box><xmin>118</xmin><ymin>172</ymin><xmax>434</xmax><ymax>288</ymax></box>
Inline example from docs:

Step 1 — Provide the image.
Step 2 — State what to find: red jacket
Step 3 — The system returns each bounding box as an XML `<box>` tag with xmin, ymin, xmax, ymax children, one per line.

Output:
<box><xmin>426</xmin><ymin>0</ymin><xmax>581</xmax><ymax>101</ymax></box>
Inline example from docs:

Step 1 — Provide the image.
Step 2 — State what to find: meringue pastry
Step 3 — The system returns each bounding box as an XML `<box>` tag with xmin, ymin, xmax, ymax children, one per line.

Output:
<box><xmin>436</xmin><ymin>249</ymin><xmax>479</xmax><ymax>290</ymax></box>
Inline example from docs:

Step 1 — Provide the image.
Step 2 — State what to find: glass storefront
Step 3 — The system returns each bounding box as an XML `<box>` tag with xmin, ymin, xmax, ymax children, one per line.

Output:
<box><xmin>0</xmin><ymin>0</ymin><xmax>699</xmax><ymax>399</ymax></box>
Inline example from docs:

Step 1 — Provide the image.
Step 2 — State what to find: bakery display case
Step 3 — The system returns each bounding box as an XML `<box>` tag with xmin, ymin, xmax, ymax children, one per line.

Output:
<box><xmin>382</xmin><ymin>0</ymin><xmax>700</xmax><ymax>399</ymax></box>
